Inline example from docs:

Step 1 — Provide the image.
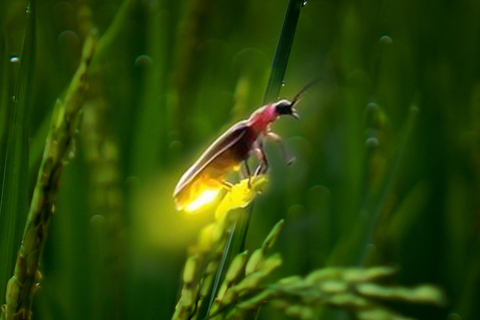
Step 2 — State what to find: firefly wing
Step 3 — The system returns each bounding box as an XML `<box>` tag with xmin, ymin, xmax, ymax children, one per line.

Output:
<box><xmin>174</xmin><ymin>120</ymin><xmax>250</xmax><ymax>197</ymax></box>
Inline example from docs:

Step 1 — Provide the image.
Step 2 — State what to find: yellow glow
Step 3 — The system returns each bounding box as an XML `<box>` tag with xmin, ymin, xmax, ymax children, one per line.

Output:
<box><xmin>185</xmin><ymin>189</ymin><xmax>220</xmax><ymax>213</ymax></box>
<box><xmin>215</xmin><ymin>175</ymin><xmax>268</xmax><ymax>220</ymax></box>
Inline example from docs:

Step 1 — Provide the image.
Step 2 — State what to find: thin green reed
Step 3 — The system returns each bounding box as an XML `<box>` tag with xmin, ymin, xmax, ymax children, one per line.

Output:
<box><xmin>207</xmin><ymin>0</ymin><xmax>305</xmax><ymax>315</ymax></box>
<box><xmin>233</xmin><ymin>0</ymin><xmax>305</xmax><ymax>271</ymax></box>
<box><xmin>262</xmin><ymin>0</ymin><xmax>304</xmax><ymax>104</ymax></box>
<box><xmin>0</xmin><ymin>0</ymin><xmax>36</xmax><ymax>310</ymax></box>
<box><xmin>0</xmin><ymin>38</ymin><xmax>12</xmax><ymax>202</ymax></box>
<box><xmin>356</xmin><ymin>106</ymin><xmax>419</xmax><ymax>265</ymax></box>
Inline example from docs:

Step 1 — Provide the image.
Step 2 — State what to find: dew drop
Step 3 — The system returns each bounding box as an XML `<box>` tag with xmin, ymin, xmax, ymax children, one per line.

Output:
<box><xmin>447</xmin><ymin>313</ymin><xmax>461</xmax><ymax>320</ymax></box>
<box><xmin>51</xmin><ymin>204</ymin><xmax>55</xmax><ymax>213</ymax></box>
<box><xmin>367</xmin><ymin>102</ymin><xmax>378</xmax><ymax>111</ymax></box>
<box><xmin>10</xmin><ymin>57</ymin><xmax>19</xmax><ymax>63</ymax></box>
<box><xmin>366</xmin><ymin>137</ymin><xmax>379</xmax><ymax>148</ymax></box>
<box><xmin>281</xmin><ymin>80</ymin><xmax>285</xmax><ymax>87</ymax></box>
<box><xmin>302</xmin><ymin>1</ymin><xmax>307</xmax><ymax>7</ymax></box>
<box><xmin>135</xmin><ymin>54</ymin><xmax>152</xmax><ymax>67</ymax></box>
<box><xmin>90</xmin><ymin>214</ymin><xmax>105</xmax><ymax>226</ymax></box>
<box><xmin>379</xmin><ymin>35</ymin><xmax>393</xmax><ymax>44</ymax></box>
<box><xmin>366</xmin><ymin>243</ymin><xmax>376</xmax><ymax>253</ymax></box>
<box><xmin>25</xmin><ymin>6</ymin><xmax>29</xmax><ymax>13</ymax></box>
<box><xmin>68</xmin><ymin>145</ymin><xmax>76</xmax><ymax>159</ymax></box>
<box><xmin>169</xmin><ymin>140</ymin><xmax>183</xmax><ymax>154</ymax></box>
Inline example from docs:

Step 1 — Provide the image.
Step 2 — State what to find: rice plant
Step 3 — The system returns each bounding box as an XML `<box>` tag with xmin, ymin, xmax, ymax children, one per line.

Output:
<box><xmin>0</xmin><ymin>0</ymin><xmax>479</xmax><ymax>319</ymax></box>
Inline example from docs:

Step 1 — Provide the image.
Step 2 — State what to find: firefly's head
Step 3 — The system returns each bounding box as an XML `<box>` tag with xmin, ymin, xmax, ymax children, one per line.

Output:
<box><xmin>248</xmin><ymin>99</ymin><xmax>300</xmax><ymax>133</ymax></box>
<box><xmin>274</xmin><ymin>100</ymin><xmax>299</xmax><ymax>119</ymax></box>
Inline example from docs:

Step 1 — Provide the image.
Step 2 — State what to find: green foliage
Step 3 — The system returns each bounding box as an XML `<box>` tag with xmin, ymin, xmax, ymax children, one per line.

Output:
<box><xmin>2</xmin><ymin>31</ymin><xmax>96</xmax><ymax>320</ymax></box>
<box><xmin>0</xmin><ymin>0</ymin><xmax>35</xmax><ymax>310</ymax></box>
<box><xmin>0</xmin><ymin>0</ymin><xmax>478</xmax><ymax>319</ymax></box>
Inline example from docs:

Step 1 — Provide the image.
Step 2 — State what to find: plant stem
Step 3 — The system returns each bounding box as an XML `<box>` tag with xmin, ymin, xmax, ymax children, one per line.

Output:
<box><xmin>1</xmin><ymin>32</ymin><xmax>97</xmax><ymax>320</ymax></box>
<box><xmin>262</xmin><ymin>0</ymin><xmax>304</xmax><ymax>104</ymax></box>
<box><xmin>206</xmin><ymin>0</ymin><xmax>304</xmax><ymax>315</ymax></box>
<box><xmin>233</xmin><ymin>0</ymin><xmax>304</xmax><ymax>276</ymax></box>
<box><xmin>356</xmin><ymin>106</ymin><xmax>419</xmax><ymax>265</ymax></box>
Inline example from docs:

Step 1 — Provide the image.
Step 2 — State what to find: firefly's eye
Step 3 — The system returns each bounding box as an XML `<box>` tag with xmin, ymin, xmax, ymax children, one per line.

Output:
<box><xmin>275</xmin><ymin>100</ymin><xmax>293</xmax><ymax>115</ymax></box>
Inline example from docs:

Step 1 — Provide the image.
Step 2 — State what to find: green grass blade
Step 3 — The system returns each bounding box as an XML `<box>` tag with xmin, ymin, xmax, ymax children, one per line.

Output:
<box><xmin>206</xmin><ymin>0</ymin><xmax>304</xmax><ymax>315</ymax></box>
<box><xmin>234</xmin><ymin>0</ymin><xmax>304</xmax><ymax>266</ymax></box>
<box><xmin>357</xmin><ymin>106</ymin><xmax>419</xmax><ymax>265</ymax></box>
<box><xmin>0</xmin><ymin>37</ymin><xmax>13</xmax><ymax>204</ymax></box>
<box><xmin>131</xmin><ymin>4</ymin><xmax>170</xmax><ymax>179</ymax></box>
<box><xmin>262</xmin><ymin>0</ymin><xmax>304</xmax><ymax>104</ymax></box>
<box><xmin>0</xmin><ymin>0</ymin><xmax>36</xmax><ymax>309</ymax></box>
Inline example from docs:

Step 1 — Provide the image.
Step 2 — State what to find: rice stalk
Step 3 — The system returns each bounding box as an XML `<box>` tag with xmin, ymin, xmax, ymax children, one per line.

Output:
<box><xmin>171</xmin><ymin>176</ymin><xmax>268</xmax><ymax>320</ymax></box>
<box><xmin>1</xmin><ymin>31</ymin><xmax>97</xmax><ymax>320</ymax></box>
<box><xmin>205</xmin><ymin>239</ymin><xmax>445</xmax><ymax>320</ymax></box>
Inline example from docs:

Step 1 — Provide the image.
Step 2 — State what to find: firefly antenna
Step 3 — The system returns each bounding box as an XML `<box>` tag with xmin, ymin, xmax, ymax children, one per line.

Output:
<box><xmin>290</xmin><ymin>77</ymin><xmax>322</xmax><ymax>107</ymax></box>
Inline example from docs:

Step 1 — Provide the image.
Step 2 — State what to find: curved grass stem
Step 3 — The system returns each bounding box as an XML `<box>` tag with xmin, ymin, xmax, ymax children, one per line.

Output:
<box><xmin>1</xmin><ymin>32</ymin><xmax>97</xmax><ymax>320</ymax></box>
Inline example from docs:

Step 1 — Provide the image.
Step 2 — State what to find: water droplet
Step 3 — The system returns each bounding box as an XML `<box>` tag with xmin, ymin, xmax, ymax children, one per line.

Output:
<box><xmin>57</xmin><ymin>30</ymin><xmax>80</xmax><ymax>52</ymax></box>
<box><xmin>367</xmin><ymin>102</ymin><xmax>378</xmax><ymax>111</ymax></box>
<box><xmin>302</xmin><ymin>1</ymin><xmax>308</xmax><ymax>7</ymax></box>
<box><xmin>366</xmin><ymin>137</ymin><xmax>379</xmax><ymax>148</ymax></box>
<box><xmin>379</xmin><ymin>35</ymin><xmax>392</xmax><ymax>44</ymax></box>
<box><xmin>12</xmin><ymin>95</ymin><xmax>15</xmax><ymax>102</ymax></box>
<box><xmin>281</xmin><ymin>80</ymin><xmax>285</xmax><ymax>87</ymax></box>
<box><xmin>10</xmin><ymin>57</ymin><xmax>19</xmax><ymax>63</ymax></box>
<box><xmin>51</xmin><ymin>204</ymin><xmax>55</xmax><ymax>213</ymax></box>
<box><xmin>410</xmin><ymin>105</ymin><xmax>419</xmax><ymax>114</ymax></box>
<box><xmin>25</xmin><ymin>6</ymin><xmax>29</xmax><ymax>13</ymax></box>
<box><xmin>135</xmin><ymin>55</ymin><xmax>152</xmax><ymax>67</ymax></box>
<box><xmin>90</xmin><ymin>214</ymin><xmax>105</xmax><ymax>226</ymax></box>
<box><xmin>68</xmin><ymin>144</ymin><xmax>76</xmax><ymax>159</ymax></box>
<box><xmin>447</xmin><ymin>313</ymin><xmax>461</xmax><ymax>320</ymax></box>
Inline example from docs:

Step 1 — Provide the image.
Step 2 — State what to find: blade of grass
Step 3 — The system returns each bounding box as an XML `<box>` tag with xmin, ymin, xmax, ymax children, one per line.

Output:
<box><xmin>0</xmin><ymin>37</ymin><xmax>13</xmax><ymax>205</ymax></box>
<box><xmin>0</xmin><ymin>0</ymin><xmax>36</xmax><ymax>310</ymax></box>
<box><xmin>206</xmin><ymin>0</ymin><xmax>305</xmax><ymax>314</ymax></box>
<box><xmin>262</xmin><ymin>0</ymin><xmax>304</xmax><ymax>104</ymax></box>
<box><xmin>89</xmin><ymin>0</ymin><xmax>138</xmax><ymax>73</ymax></box>
<box><xmin>233</xmin><ymin>0</ymin><xmax>304</xmax><ymax>271</ymax></box>
<box><xmin>356</xmin><ymin>106</ymin><xmax>419</xmax><ymax>265</ymax></box>
<box><xmin>326</xmin><ymin>106</ymin><xmax>419</xmax><ymax>268</ymax></box>
<box><xmin>131</xmin><ymin>3</ymin><xmax>170</xmax><ymax>179</ymax></box>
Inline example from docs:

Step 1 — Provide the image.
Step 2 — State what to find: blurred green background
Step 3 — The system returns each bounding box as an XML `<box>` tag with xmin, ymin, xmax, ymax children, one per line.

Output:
<box><xmin>1</xmin><ymin>0</ymin><xmax>479</xmax><ymax>319</ymax></box>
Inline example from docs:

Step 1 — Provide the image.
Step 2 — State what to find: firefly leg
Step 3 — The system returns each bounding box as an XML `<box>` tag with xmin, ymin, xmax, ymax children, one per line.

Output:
<box><xmin>221</xmin><ymin>180</ymin><xmax>233</xmax><ymax>190</ymax></box>
<box><xmin>253</xmin><ymin>146</ymin><xmax>269</xmax><ymax>176</ymax></box>
<box><xmin>242</xmin><ymin>160</ymin><xmax>253</xmax><ymax>188</ymax></box>
<box><xmin>239</xmin><ymin>160</ymin><xmax>252</xmax><ymax>179</ymax></box>
<box><xmin>266</xmin><ymin>132</ymin><xmax>295</xmax><ymax>166</ymax></box>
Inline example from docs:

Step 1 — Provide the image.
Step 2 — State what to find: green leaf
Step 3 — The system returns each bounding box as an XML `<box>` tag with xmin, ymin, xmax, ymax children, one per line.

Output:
<box><xmin>262</xmin><ymin>0</ymin><xmax>304</xmax><ymax>104</ymax></box>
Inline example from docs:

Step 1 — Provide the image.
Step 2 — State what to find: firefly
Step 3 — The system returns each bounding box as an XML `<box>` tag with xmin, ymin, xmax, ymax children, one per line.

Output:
<box><xmin>174</xmin><ymin>82</ymin><xmax>317</xmax><ymax>212</ymax></box>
